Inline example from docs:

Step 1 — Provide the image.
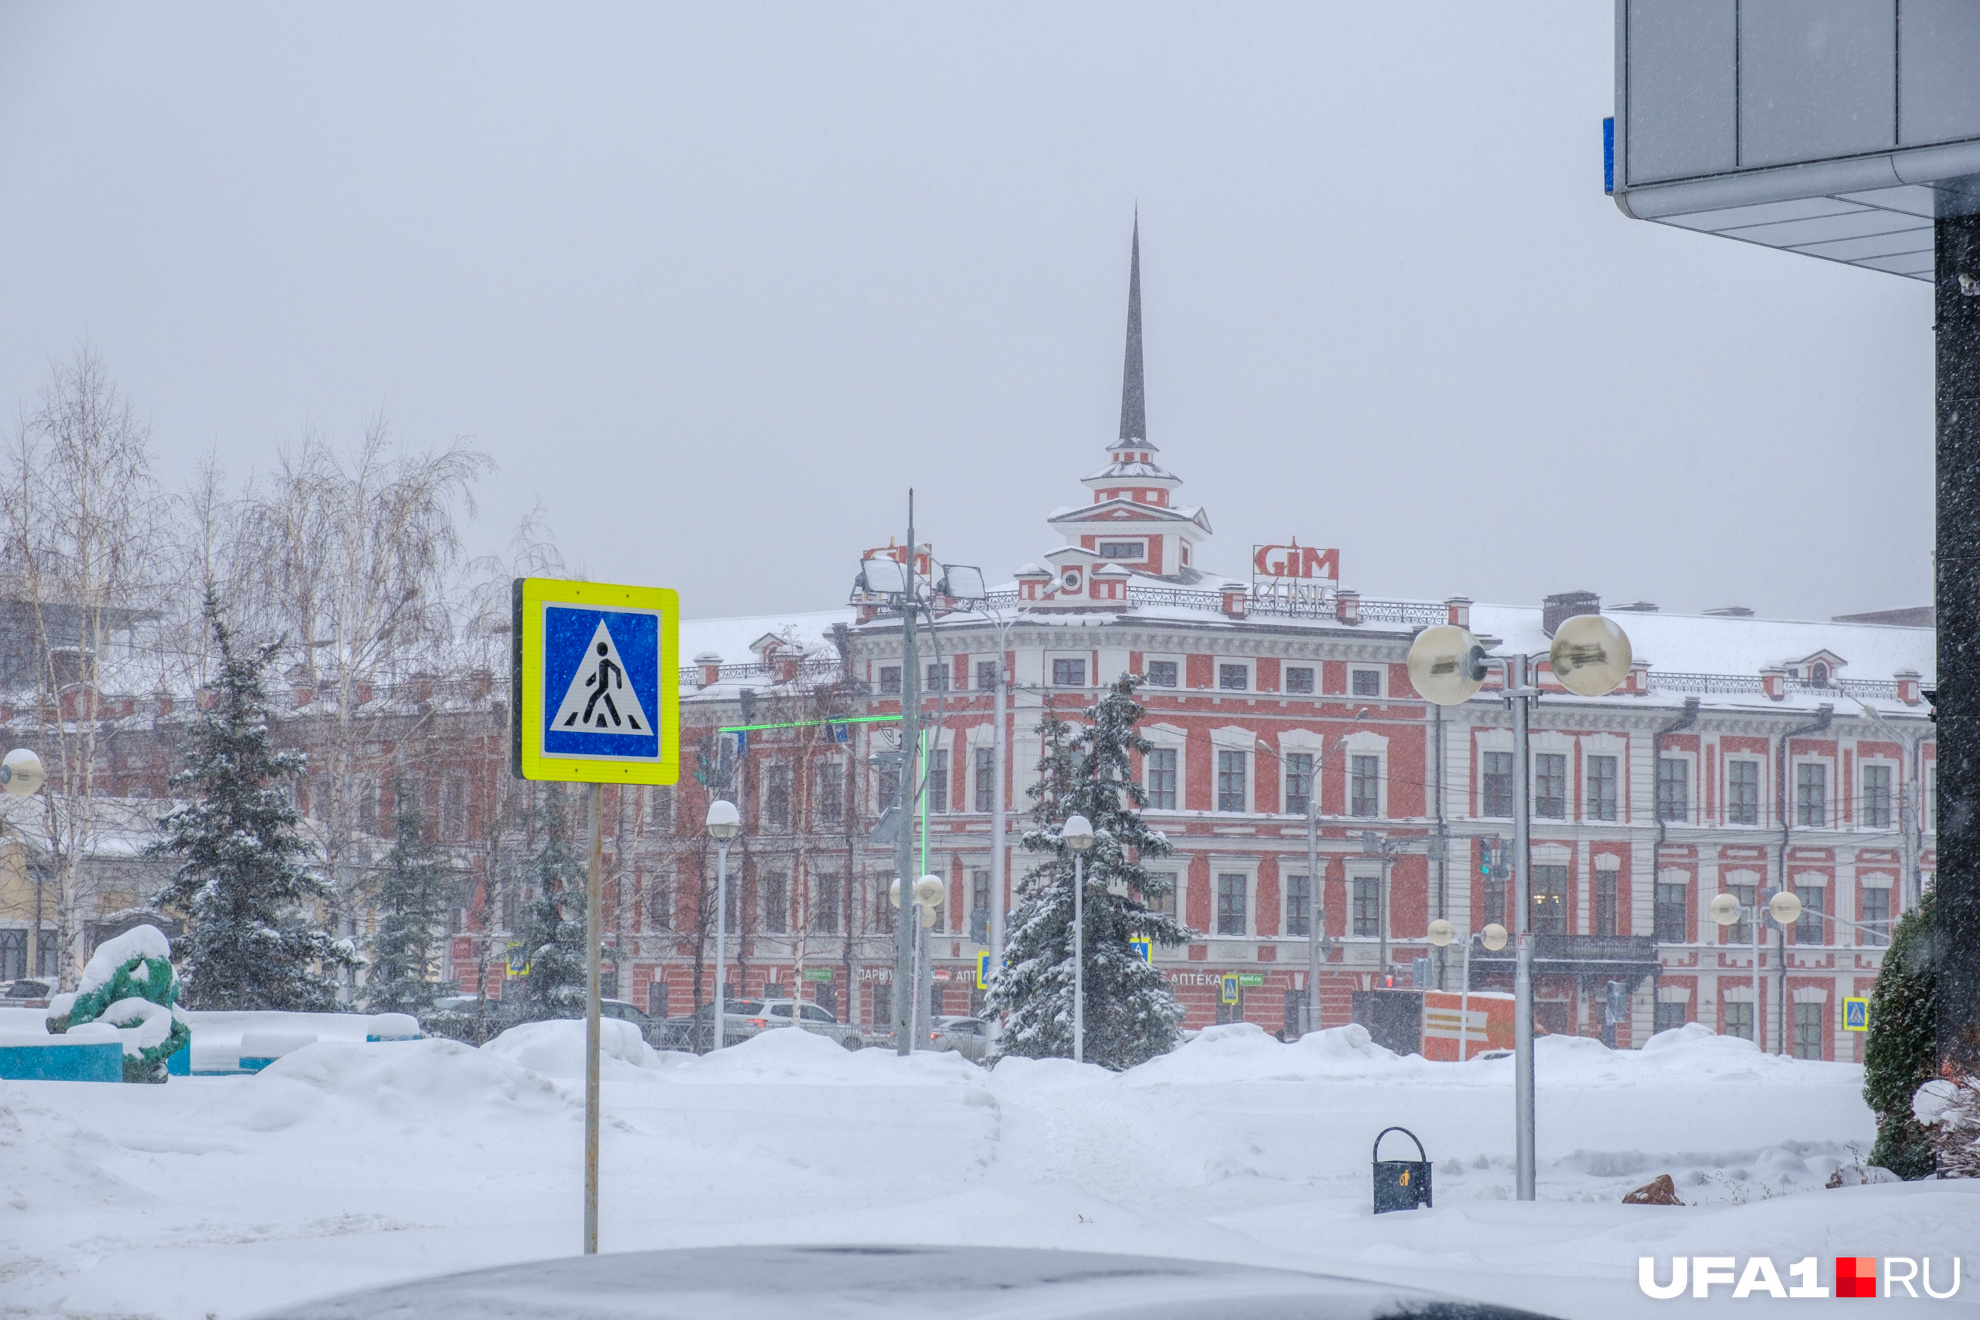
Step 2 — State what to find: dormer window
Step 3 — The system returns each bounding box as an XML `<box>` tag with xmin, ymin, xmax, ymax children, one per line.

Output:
<box><xmin>1062</xmin><ymin>570</ymin><xmax>1082</xmax><ymax>591</ymax></box>
<box><xmin>1810</xmin><ymin>661</ymin><xmax>1829</xmax><ymax>687</ymax></box>
<box><xmin>1098</xmin><ymin>541</ymin><xmax>1144</xmax><ymax>560</ymax></box>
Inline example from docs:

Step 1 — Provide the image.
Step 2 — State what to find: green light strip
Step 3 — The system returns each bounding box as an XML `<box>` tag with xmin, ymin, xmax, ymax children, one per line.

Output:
<box><xmin>716</xmin><ymin>713</ymin><xmax>904</xmax><ymax>734</ymax></box>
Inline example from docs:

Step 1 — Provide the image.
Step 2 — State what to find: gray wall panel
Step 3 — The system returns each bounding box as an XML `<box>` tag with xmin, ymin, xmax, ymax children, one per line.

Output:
<box><xmin>1899</xmin><ymin>0</ymin><xmax>1980</xmax><ymax>147</ymax></box>
<box><xmin>1624</xmin><ymin>0</ymin><xmax>1737</xmax><ymax>184</ymax></box>
<box><xmin>1739</xmin><ymin>0</ymin><xmax>1897</xmax><ymax>168</ymax></box>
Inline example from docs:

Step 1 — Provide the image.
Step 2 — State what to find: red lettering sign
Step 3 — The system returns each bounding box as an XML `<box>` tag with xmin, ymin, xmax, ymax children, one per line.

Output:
<box><xmin>1252</xmin><ymin>544</ymin><xmax>1340</xmax><ymax>581</ymax></box>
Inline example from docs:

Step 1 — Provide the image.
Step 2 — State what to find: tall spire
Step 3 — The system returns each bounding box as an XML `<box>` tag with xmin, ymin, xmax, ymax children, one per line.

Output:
<box><xmin>1118</xmin><ymin>214</ymin><xmax>1146</xmax><ymax>444</ymax></box>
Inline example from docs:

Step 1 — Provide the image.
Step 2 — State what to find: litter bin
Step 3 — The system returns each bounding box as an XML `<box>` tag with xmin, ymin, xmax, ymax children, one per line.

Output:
<box><xmin>1372</xmin><ymin>1126</ymin><xmax>1432</xmax><ymax>1213</ymax></box>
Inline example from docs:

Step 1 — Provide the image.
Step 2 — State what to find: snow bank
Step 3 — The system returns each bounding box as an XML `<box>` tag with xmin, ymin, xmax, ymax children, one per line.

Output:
<box><xmin>248</xmin><ymin>1038</ymin><xmax>573</xmax><ymax>1123</ymax></box>
<box><xmin>679</xmin><ymin>1025</ymin><xmax>984</xmax><ymax>1087</ymax></box>
<box><xmin>1125</xmin><ymin>1022</ymin><xmax>1437</xmax><ymax>1086</ymax></box>
<box><xmin>482</xmin><ymin>1018</ymin><xmax>666</xmax><ymax>1078</ymax></box>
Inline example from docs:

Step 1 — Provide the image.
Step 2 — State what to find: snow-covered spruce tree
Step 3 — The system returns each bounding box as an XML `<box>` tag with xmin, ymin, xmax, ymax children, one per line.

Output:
<box><xmin>153</xmin><ymin>592</ymin><xmax>352</xmax><ymax>1010</ymax></box>
<box><xmin>1865</xmin><ymin>889</ymin><xmax>1940</xmax><ymax>1179</ymax></box>
<box><xmin>364</xmin><ymin>777</ymin><xmax>457</xmax><ymax>1015</ymax></box>
<box><xmin>513</xmin><ymin>779</ymin><xmax>588</xmax><ymax>1020</ymax></box>
<box><xmin>989</xmin><ymin>675</ymin><xmax>1193</xmax><ymax>1068</ymax></box>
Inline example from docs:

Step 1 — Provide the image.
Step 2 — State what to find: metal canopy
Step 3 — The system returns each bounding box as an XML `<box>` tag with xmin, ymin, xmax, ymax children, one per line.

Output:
<box><xmin>1610</xmin><ymin>0</ymin><xmax>1980</xmax><ymax>281</ymax></box>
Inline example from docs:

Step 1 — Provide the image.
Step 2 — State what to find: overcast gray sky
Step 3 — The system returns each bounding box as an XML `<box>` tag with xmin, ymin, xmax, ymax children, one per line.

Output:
<box><xmin>0</xmin><ymin>3</ymin><xmax>1933</xmax><ymax>625</ymax></box>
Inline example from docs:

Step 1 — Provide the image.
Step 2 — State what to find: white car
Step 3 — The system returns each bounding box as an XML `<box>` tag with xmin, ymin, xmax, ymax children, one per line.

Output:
<box><xmin>749</xmin><ymin>999</ymin><xmax>866</xmax><ymax>1051</ymax></box>
<box><xmin>928</xmin><ymin>1015</ymin><xmax>992</xmax><ymax>1062</ymax></box>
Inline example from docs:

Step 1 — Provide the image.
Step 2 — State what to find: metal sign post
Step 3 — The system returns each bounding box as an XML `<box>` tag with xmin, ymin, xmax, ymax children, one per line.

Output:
<box><xmin>511</xmin><ymin>577</ymin><xmax>680</xmax><ymax>1257</ymax></box>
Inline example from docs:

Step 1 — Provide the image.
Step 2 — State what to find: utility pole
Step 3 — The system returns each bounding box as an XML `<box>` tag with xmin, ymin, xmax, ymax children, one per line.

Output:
<box><xmin>1509</xmin><ymin>651</ymin><xmax>1536</xmax><ymax>1203</ymax></box>
<box><xmin>893</xmin><ymin>497</ymin><xmax>921</xmax><ymax>1058</ymax></box>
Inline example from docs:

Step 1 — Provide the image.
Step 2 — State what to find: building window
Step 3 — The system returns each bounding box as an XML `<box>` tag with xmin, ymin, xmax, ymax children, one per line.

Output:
<box><xmin>1482</xmin><ymin>866</ymin><xmax>1507</xmax><ymax>931</ymax></box>
<box><xmin>1654</xmin><ymin>999</ymin><xmax>1688</xmax><ymax>1034</ymax></box>
<box><xmin>973</xmin><ymin>747</ymin><xmax>994</xmax><ymax>813</ymax></box>
<box><xmin>1097</xmin><ymin>540</ymin><xmax>1143</xmax><ymax>559</ymax></box>
<box><xmin>976</xmin><ymin>660</ymin><xmax>1000</xmax><ymax>691</ymax></box>
<box><xmin>1284</xmin><ymin>752</ymin><xmax>1313</xmax><ymax>815</ymax></box>
<box><xmin>1349</xmin><ymin>755</ymin><xmax>1380</xmax><ymax>818</ymax></box>
<box><xmin>925</xmin><ymin>663</ymin><xmax>948</xmax><ymax>692</ymax></box>
<box><xmin>1654</xmin><ymin>882</ymin><xmax>1688</xmax><ymax>943</ymax></box>
<box><xmin>1793</xmin><ymin>1001</ymin><xmax>1823</xmax><ymax>1059</ymax></box>
<box><xmin>1216</xmin><ymin>873</ymin><xmax>1247</xmax><ymax>935</ymax></box>
<box><xmin>1285</xmin><ymin>874</ymin><xmax>1311</xmax><ymax>937</ymax></box>
<box><xmin>1217</xmin><ymin>750</ymin><xmax>1247</xmax><ymax>813</ymax></box>
<box><xmin>1146</xmin><ymin>747</ymin><xmax>1178</xmax><ymax>810</ymax></box>
<box><xmin>1925</xmin><ymin>764</ymin><xmax>1937</xmax><ymax>831</ymax></box>
<box><xmin>1145</xmin><ymin>660</ymin><xmax>1178</xmax><ymax>687</ymax></box>
<box><xmin>1861</xmin><ymin>764</ymin><xmax>1892</xmax><ymax>829</ymax></box>
<box><xmin>1482</xmin><ymin>751</ymin><xmax>1514</xmax><ymax>817</ymax></box>
<box><xmin>1284</xmin><ymin>665</ymin><xmax>1315</xmax><ymax>694</ymax></box>
<box><xmin>649</xmin><ymin>784</ymin><xmax>674</xmax><ymax>827</ymax></box>
<box><xmin>1352</xmin><ymin>876</ymin><xmax>1380</xmax><ymax>937</ymax></box>
<box><xmin>1656</xmin><ymin>759</ymin><xmax>1689</xmax><ymax>822</ymax></box>
<box><xmin>1530</xmin><ymin>864</ymin><xmax>1567</xmax><ymax>936</ymax></box>
<box><xmin>1860</xmin><ymin>887</ymin><xmax>1891</xmax><ymax>946</ymax></box>
<box><xmin>1727</xmin><ymin>760</ymin><xmax>1760</xmax><ymax>825</ymax></box>
<box><xmin>812</xmin><ymin>873</ymin><xmax>841</xmax><ymax>933</ymax></box>
<box><xmin>648</xmin><ymin>982</ymin><xmax>669</xmax><ymax>1019</ymax></box>
<box><xmin>1534</xmin><ymin>753</ymin><xmax>1567</xmax><ymax>819</ymax></box>
<box><xmin>1724</xmin><ymin>883</ymin><xmax>1756</xmax><ymax>943</ymax></box>
<box><xmin>1795</xmin><ymin>763</ymin><xmax>1827</xmax><ymax>827</ymax></box>
<box><xmin>817</xmin><ymin>763</ymin><xmax>844</xmax><ymax>824</ymax></box>
<box><xmin>761</xmin><ymin>873</ymin><xmax>788</xmax><ymax>934</ymax></box>
<box><xmin>648</xmin><ymin>872</ymin><xmax>672</xmax><ymax>928</ymax></box>
<box><xmin>1145</xmin><ymin>872</ymin><xmax>1177</xmax><ymax>918</ymax></box>
<box><xmin>1218</xmin><ymin>663</ymin><xmax>1249</xmax><ymax>691</ymax></box>
<box><xmin>1351</xmin><ymin>668</ymin><xmax>1382</xmax><ymax>697</ymax></box>
<box><xmin>1052</xmin><ymin>658</ymin><xmax>1086</xmax><ymax>687</ymax></box>
<box><xmin>1595</xmin><ymin>868</ymin><xmax>1618</xmax><ymax>937</ymax></box>
<box><xmin>970</xmin><ymin>870</ymin><xmax>990</xmax><ymax>940</ymax></box>
<box><xmin>1794</xmin><ymin>883</ymin><xmax>1827</xmax><ymax>944</ymax></box>
<box><xmin>878</xmin><ymin>666</ymin><xmax>902</xmax><ymax>695</ymax></box>
<box><xmin>1725</xmin><ymin>1001</ymin><xmax>1754</xmax><ymax>1042</ymax></box>
<box><xmin>1587</xmin><ymin>755</ymin><xmax>1618</xmax><ymax>821</ymax></box>
<box><xmin>440</xmin><ymin>774</ymin><xmax>468</xmax><ymax>842</ymax></box>
<box><xmin>925</xmin><ymin>748</ymin><xmax>948</xmax><ymax>814</ymax></box>
<box><xmin>764</xmin><ymin>764</ymin><xmax>792</xmax><ymax>828</ymax></box>
<box><xmin>354</xmin><ymin>775</ymin><xmax>379</xmax><ymax>836</ymax></box>
<box><xmin>877</xmin><ymin>763</ymin><xmax>900</xmax><ymax>814</ymax></box>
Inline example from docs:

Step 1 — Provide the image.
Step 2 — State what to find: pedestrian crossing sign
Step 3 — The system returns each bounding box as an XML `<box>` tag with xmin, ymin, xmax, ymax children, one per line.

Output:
<box><xmin>512</xmin><ymin>577</ymin><xmax>679</xmax><ymax>785</ymax></box>
<box><xmin>1842</xmin><ymin>995</ymin><xmax>1869</xmax><ymax>1032</ymax></box>
<box><xmin>1221</xmin><ymin>974</ymin><xmax>1240</xmax><ymax>1005</ymax></box>
<box><xmin>976</xmin><ymin>950</ymin><xmax>992</xmax><ymax>990</ymax></box>
<box><xmin>1130</xmin><ymin>937</ymin><xmax>1152</xmax><ymax>965</ymax></box>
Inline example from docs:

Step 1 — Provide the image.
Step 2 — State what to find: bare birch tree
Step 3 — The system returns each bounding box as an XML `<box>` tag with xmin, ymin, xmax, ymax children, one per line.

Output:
<box><xmin>234</xmin><ymin>419</ymin><xmax>491</xmax><ymax>995</ymax></box>
<box><xmin>1</xmin><ymin>348</ymin><xmax>169</xmax><ymax>986</ymax></box>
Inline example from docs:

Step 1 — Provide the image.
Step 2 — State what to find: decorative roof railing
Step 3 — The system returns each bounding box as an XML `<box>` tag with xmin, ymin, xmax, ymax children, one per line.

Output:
<box><xmin>1650</xmin><ymin>672</ymin><xmax>1904</xmax><ymax>700</ymax></box>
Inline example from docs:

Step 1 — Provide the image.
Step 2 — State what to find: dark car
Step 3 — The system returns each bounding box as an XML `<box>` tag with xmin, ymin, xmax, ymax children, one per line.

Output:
<box><xmin>1</xmin><ymin>979</ymin><xmax>53</xmax><ymax>1009</ymax></box>
<box><xmin>250</xmin><ymin>1244</ymin><xmax>1553</xmax><ymax>1320</ymax></box>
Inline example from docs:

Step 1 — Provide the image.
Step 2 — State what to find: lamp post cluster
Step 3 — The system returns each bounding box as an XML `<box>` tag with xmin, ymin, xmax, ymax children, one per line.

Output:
<box><xmin>1406</xmin><ymin>612</ymin><xmax>1635</xmax><ymax>1202</ymax></box>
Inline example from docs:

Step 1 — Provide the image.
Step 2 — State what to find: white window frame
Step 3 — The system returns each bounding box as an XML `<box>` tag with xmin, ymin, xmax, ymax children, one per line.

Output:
<box><xmin>1342</xmin><ymin>730</ymin><xmax>1389</xmax><ymax>820</ymax></box>
<box><xmin>1142</xmin><ymin>723</ymin><xmax>1187</xmax><ymax>813</ymax></box>
<box><xmin>1579</xmin><ymin>733</ymin><xmax>1625</xmax><ymax>823</ymax></box>
<box><xmin>1209</xmin><ymin>856</ymin><xmax>1260</xmax><ymax>938</ymax></box>
<box><xmin>1140</xmin><ymin>653</ymin><xmax>1185</xmax><ymax>689</ymax></box>
<box><xmin>1348</xmin><ymin>664</ymin><xmax>1386</xmax><ymax>699</ymax></box>
<box><xmin>1209</xmin><ymin>726</ymin><xmax>1256</xmax><ymax>814</ymax></box>
<box><xmin>1856</xmin><ymin>757</ymin><xmax>1898</xmax><ymax>830</ymax></box>
<box><xmin>1723</xmin><ymin>755</ymin><xmax>1767</xmax><ymax>827</ymax></box>
<box><xmin>1214</xmin><ymin>658</ymin><xmax>1255</xmax><ymax>692</ymax></box>
<box><xmin>1346</xmin><ymin>862</ymin><xmax>1384</xmax><ymax>940</ymax></box>
<box><xmin>1281</xmin><ymin>661</ymin><xmax>1319</xmax><ymax>696</ymax></box>
<box><xmin>1281</xmin><ymin>866</ymin><xmax>1315</xmax><ymax>938</ymax></box>
<box><xmin>1047</xmin><ymin>653</ymin><xmax>1091</xmax><ymax>688</ymax></box>
<box><xmin>1790</xmin><ymin>756</ymin><xmax>1833</xmax><ymax>828</ymax></box>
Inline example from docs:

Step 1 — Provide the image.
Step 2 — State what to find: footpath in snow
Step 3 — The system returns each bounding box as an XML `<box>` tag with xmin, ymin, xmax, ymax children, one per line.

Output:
<box><xmin>1</xmin><ymin>1018</ymin><xmax>1971</xmax><ymax>1320</ymax></box>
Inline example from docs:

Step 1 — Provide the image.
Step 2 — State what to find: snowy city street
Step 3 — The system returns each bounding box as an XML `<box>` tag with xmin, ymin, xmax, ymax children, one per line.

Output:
<box><xmin>5</xmin><ymin>1017</ymin><xmax>1971</xmax><ymax>1320</ymax></box>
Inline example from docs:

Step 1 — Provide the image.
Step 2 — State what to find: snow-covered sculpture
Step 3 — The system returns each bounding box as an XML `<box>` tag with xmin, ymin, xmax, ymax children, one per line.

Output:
<box><xmin>45</xmin><ymin>924</ymin><xmax>192</xmax><ymax>1083</ymax></box>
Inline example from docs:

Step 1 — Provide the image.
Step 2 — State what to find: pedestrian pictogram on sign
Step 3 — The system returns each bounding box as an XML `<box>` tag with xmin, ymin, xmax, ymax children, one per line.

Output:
<box><xmin>1221</xmin><ymin>974</ymin><xmax>1239</xmax><ymax>1005</ymax></box>
<box><xmin>1842</xmin><ymin>996</ymin><xmax>1869</xmax><ymax>1032</ymax></box>
<box><xmin>512</xmin><ymin>577</ymin><xmax>679</xmax><ymax>785</ymax></box>
<box><xmin>552</xmin><ymin>619</ymin><xmax>653</xmax><ymax>734</ymax></box>
<box><xmin>976</xmin><ymin>950</ymin><xmax>992</xmax><ymax>990</ymax></box>
<box><xmin>1130</xmin><ymin>937</ymin><xmax>1152</xmax><ymax>965</ymax></box>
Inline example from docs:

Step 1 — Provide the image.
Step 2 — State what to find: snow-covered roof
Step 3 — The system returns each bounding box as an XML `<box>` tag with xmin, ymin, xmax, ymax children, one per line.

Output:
<box><xmin>676</xmin><ymin>610</ymin><xmax>853</xmax><ymax>667</ymax></box>
<box><xmin>1468</xmin><ymin>603</ymin><xmax>1933</xmax><ymax>683</ymax></box>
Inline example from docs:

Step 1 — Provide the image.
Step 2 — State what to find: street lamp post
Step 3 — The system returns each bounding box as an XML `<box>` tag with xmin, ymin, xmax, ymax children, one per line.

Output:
<box><xmin>1710</xmin><ymin>886</ymin><xmax>1808</xmax><ymax>1051</ymax></box>
<box><xmin>1408</xmin><ymin>613</ymin><xmax>1634</xmax><ymax>1202</ymax></box>
<box><xmin>2</xmin><ymin>750</ymin><xmax>46</xmax><ymax>976</ymax></box>
<box><xmin>705</xmin><ymin>799</ymin><xmax>740</xmax><ymax>1051</ymax></box>
<box><xmin>1063</xmin><ymin>812</ymin><xmax>1094</xmax><ymax>1064</ymax></box>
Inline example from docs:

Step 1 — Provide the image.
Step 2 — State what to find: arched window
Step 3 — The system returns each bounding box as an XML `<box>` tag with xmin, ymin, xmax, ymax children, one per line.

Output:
<box><xmin>1810</xmin><ymin>662</ymin><xmax>1829</xmax><ymax>687</ymax></box>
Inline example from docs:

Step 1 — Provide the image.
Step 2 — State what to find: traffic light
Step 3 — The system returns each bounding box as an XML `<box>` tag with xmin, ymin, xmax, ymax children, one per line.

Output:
<box><xmin>1479</xmin><ymin>838</ymin><xmax>1496</xmax><ymax>878</ymax></box>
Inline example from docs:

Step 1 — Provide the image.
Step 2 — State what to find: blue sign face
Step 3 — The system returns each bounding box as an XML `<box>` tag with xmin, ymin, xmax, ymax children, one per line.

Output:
<box><xmin>1844</xmin><ymin>998</ymin><xmax>1869</xmax><ymax>1030</ymax></box>
<box><xmin>542</xmin><ymin>606</ymin><xmax>662</xmax><ymax>762</ymax></box>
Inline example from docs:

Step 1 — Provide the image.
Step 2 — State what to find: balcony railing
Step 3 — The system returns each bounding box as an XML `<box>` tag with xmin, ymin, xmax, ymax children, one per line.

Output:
<box><xmin>1467</xmin><ymin>932</ymin><xmax>1662</xmax><ymax>984</ymax></box>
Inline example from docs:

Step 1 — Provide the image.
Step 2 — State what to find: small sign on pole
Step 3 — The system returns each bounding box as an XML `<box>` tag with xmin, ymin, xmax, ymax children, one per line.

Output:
<box><xmin>511</xmin><ymin>577</ymin><xmax>680</xmax><ymax>785</ymax></box>
<box><xmin>1129</xmin><ymin>937</ymin><xmax>1152</xmax><ymax>965</ymax></box>
<box><xmin>975</xmin><ymin>950</ymin><xmax>992</xmax><ymax>990</ymax></box>
<box><xmin>1842</xmin><ymin>995</ymin><xmax>1870</xmax><ymax>1032</ymax></box>
<box><xmin>1221</xmin><ymin>974</ymin><xmax>1240</xmax><ymax>1005</ymax></box>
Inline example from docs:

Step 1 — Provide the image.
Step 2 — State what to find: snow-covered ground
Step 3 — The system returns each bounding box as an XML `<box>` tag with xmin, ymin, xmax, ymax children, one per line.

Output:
<box><xmin>3</xmin><ymin>1017</ymin><xmax>1973</xmax><ymax>1320</ymax></box>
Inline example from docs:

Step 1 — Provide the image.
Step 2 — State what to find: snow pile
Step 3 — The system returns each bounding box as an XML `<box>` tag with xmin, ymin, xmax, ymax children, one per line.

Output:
<box><xmin>249</xmin><ymin>1038</ymin><xmax>574</xmax><ymax>1125</ymax></box>
<box><xmin>182</xmin><ymin>1010</ymin><xmax>381</xmax><ymax>1071</ymax></box>
<box><xmin>482</xmin><ymin>1018</ymin><xmax>670</xmax><ymax>1078</ymax></box>
<box><xmin>680</xmin><ymin>1024</ymin><xmax>983</xmax><ymax>1087</ymax></box>
<box><xmin>241</xmin><ymin>1030</ymin><xmax>318</xmax><ymax>1062</ymax></box>
<box><xmin>1126</xmin><ymin>1022</ymin><xmax>1434</xmax><ymax>1086</ymax></box>
<box><xmin>365</xmin><ymin>1012</ymin><xmax>421</xmax><ymax>1040</ymax></box>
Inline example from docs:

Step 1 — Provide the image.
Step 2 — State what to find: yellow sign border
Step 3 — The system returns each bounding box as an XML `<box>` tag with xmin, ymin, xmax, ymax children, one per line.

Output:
<box><xmin>1841</xmin><ymin>994</ymin><xmax>1870</xmax><ymax>1032</ymax></box>
<box><xmin>512</xmin><ymin>577</ymin><xmax>680</xmax><ymax>785</ymax></box>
